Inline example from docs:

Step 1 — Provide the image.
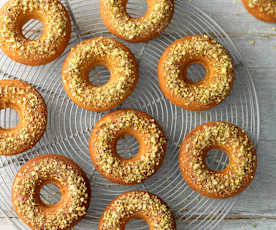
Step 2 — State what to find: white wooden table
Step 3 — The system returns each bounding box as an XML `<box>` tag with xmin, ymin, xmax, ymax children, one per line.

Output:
<box><xmin>0</xmin><ymin>0</ymin><xmax>275</xmax><ymax>229</ymax></box>
<box><xmin>191</xmin><ymin>1</ymin><xmax>276</xmax><ymax>229</ymax></box>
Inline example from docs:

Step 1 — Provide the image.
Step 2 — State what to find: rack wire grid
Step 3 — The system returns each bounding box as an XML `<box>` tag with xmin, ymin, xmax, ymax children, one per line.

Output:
<box><xmin>0</xmin><ymin>0</ymin><xmax>260</xmax><ymax>229</ymax></box>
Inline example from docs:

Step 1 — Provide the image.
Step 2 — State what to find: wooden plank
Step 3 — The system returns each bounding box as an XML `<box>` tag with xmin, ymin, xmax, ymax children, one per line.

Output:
<box><xmin>189</xmin><ymin>0</ymin><xmax>276</xmax><ymax>35</ymax></box>
<box><xmin>221</xmin><ymin>218</ymin><xmax>276</xmax><ymax>229</ymax></box>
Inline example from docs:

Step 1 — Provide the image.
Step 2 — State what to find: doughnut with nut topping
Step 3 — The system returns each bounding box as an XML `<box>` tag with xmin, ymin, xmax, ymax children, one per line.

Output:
<box><xmin>12</xmin><ymin>154</ymin><xmax>91</xmax><ymax>230</ymax></box>
<box><xmin>179</xmin><ymin>122</ymin><xmax>257</xmax><ymax>199</ymax></box>
<box><xmin>89</xmin><ymin>109</ymin><xmax>167</xmax><ymax>185</ymax></box>
<box><xmin>62</xmin><ymin>37</ymin><xmax>138</xmax><ymax>112</ymax></box>
<box><xmin>0</xmin><ymin>79</ymin><xmax>47</xmax><ymax>156</ymax></box>
<box><xmin>158</xmin><ymin>35</ymin><xmax>234</xmax><ymax>111</ymax></box>
<box><xmin>0</xmin><ymin>0</ymin><xmax>71</xmax><ymax>65</ymax></box>
<box><xmin>99</xmin><ymin>191</ymin><xmax>176</xmax><ymax>230</ymax></box>
<box><xmin>242</xmin><ymin>0</ymin><xmax>276</xmax><ymax>22</ymax></box>
<box><xmin>100</xmin><ymin>0</ymin><xmax>174</xmax><ymax>42</ymax></box>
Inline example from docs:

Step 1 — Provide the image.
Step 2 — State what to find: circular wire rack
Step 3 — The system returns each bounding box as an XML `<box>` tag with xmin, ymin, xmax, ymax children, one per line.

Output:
<box><xmin>0</xmin><ymin>0</ymin><xmax>260</xmax><ymax>229</ymax></box>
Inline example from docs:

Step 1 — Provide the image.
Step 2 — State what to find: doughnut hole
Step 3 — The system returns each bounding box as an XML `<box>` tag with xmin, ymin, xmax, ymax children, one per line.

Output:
<box><xmin>0</xmin><ymin>108</ymin><xmax>19</xmax><ymax>129</ymax></box>
<box><xmin>116</xmin><ymin>134</ymin><xmax>140</xmax><ymax>159</ymax></box>
<box><xmin>125</xmin><ymin>218</ymin><xmax>149</xmax><ymax>229</ymax></box>
<box><xmin>40</xmin><ymin>183</ymin><xmax>62</xmax><ymax>205</ymax></box>
<box><xmin>126</xmin><ymin>0</ymin><xmax>147</xmax><ymax>18</ymax></box>
<box><xmin>186</xmin><ymin>63</ymin><xmax>206</xmax><ymax>83</ymax></box>
<box><xmin>205</xmin><ymin>149</ymin><xmax>229</xmax><ymax>171</ymax></box>
<box><xmin>22</xmin><ymin>19</ymin><xmax>43</xmax><ymax>40</ymax></box>
<box><xmin>89</xmin><ymin>65</ymin><xmax>110</xmax><ymax>86</ymax></box>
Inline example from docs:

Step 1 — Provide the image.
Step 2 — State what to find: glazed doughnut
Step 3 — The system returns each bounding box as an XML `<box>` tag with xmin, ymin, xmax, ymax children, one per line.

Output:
<box><xmin>12</xmin><ymin>154</ymin><xmax>91</xmax><ymax>230</ymax></box>
<box><xmin>0</xmin><ymin>0</ymin><xmax>71</xmax><ymax>65</ymax></box>
<box><xmin>0</xmin><ymin>79</ymin><xmax>47</xmax><ymax>156</ymax></box>
<box><xmin>158</xmin><ymin>35</ymin><xmax>235</xmax><ymax>111</ymax></box>
<box><xmin>99</xmin><ymin>191</ymin><xmax>176</xmax><ymax>230</ymax></box>
<box><xmin>89</xmin><ymin>109</ymin><xmax>167</xmax><ymax>185</ymax></box>
<box><xmin>242</xmin><ymin>0</ymin><xmax>276</xmax><ymax>22</ymax></box>
<box><xmin>178</xmin><ymin>122</ymin><xmax>257</xmax><ymax>199</ymax></box>
<box><xmin>62</xmin><ymin>37</ymin><xmax>138</xmax><ymax>112</ymax></box>
<box><xmin>100</xmin><ymin>0</ymin><xmax>174</xmax><ymax>42</ymax></box>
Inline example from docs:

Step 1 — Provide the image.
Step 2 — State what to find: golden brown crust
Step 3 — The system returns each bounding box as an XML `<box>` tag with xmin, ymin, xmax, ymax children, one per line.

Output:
<box><xmin>0</xmin><ymin>79</ymin><xmax>47</xmax><ymax>156</ymax></box>
<box><xmin>158</xmin><ymin>35</ymin><xmax>235</xmax><ymax>111</ymax></box>
<box><xmin>178</xmin><ymin>122</ymin><xmax>257</xmax><ymax>199</ymax></box>
<box><xmin>12</xmin><ymin>154</ymin><xmax>91</xmax><ymax>230</ymax></box>
<box><xmin>62</xmin><ymin>37</ymin><xmax>138</xmax><ymax>112</ymax></box>
<box><xmin>0</xmin><ymin>0</ymin><xmax>71</xmax><ymax>66</ymax></box>
<box><xmin>242</xmin><ymin>0</ymin><xmax>276</xmax><ymax>22</ymax></box>
<box><xmin>99</xmin><ymin>190</ymin><xmax>176</xmax><ymax>230</ymax></box>
<box><xmin>89</xmin><ymin>109</ymin><xmax>167</xmax><ymax>185</ymax></box>
<box><xmin>100</xmin><ymin>0</ymin><xmax>174</xmax><ymax>42</ymax></box>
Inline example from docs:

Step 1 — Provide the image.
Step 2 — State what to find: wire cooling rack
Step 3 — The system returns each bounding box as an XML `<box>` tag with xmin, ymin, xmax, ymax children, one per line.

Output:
<box><xmin>0</xmin><ymin>0</ymin><xmax>260</xmax><ymax>229</ymax></box>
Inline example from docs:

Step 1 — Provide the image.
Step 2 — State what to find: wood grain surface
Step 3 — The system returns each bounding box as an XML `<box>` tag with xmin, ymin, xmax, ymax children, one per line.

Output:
<box><xmin>0</xmin><ymin>0</ymin><xmax>275</xmax><ymax>229</ymax></box>
<box><xmin>192</xmin><ymin>0</ymin><xmax>276</xmax><ymax>229</ymax></box>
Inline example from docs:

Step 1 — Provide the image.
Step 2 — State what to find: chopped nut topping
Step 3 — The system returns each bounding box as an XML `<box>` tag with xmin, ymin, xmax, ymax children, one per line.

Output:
<box><xmin>249</xmin><ymin>40</ymin><xmax>255</xmax><ymax>45</ymax></box>
<box><xmin>0</xmin><ymin>0</ymin><xmax>69</xmax><ymax>59</ymax></box>
<box><xmin>0</xmin><ymin>80</ymin><xmax>47</xmax><ymax>155</ymax></box>
<box><xmin>247</xmin><ymin>0</ymin><xmax>276</xmax><ymax>16</ymax></box>
<box><xmin>160</xmin><ymin>35</ymin><xmax>234</xmax><ymax>107</ymax></box>
<box><xmin>91</xmin><ymin>109</ymin><xmax>166</xmax><ymax>184</ymax></box>
<box><xmin>179</xmin><ymin>122</ymin><xmax>257</xmax><ymax>197</ymax></box>
<box><xmin>13</xmin><ymin>155</ymin><xmax>90</xmax><ymax>230</ymax></box>
<box><xmin>62</xmin><ymin>37</ymin><xmax>138</xmax><ymax>111</ymax></box>
<box><xmin>101</xmin><ymin>0</ymin><xmax>174</xmax><ymax>41</ymax></box>
<box><xmin>99</xmin><ymin>191</ymin><xmax>175</xmax><ymax>230</ymax></box>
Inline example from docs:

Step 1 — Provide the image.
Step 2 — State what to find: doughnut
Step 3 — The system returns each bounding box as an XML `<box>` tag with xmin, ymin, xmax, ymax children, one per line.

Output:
<box><xmin>178</xmin><ymin>122</ymin><xmax>257</xmax><ymax>199</ymax></box>
<box><xmin>62</xmin><ymin>37</ymin><xmax>138</xmax><ymax>112</ymax></box>
<box><xmin>100</xmin><ymin>0</ymin><xmax>174</xmax><ymax>42</ymax></box>
<box><xmin>0</xmin><ymin>0</ymin><xmax>71</xmax><ymax>66</ymax></box>
<box><xmin>242</xmin><ymin>0</ymin><xmax>276</xmax><ymax>22</ymax></box>
<box><xmin>12</xmin><ymin>154</ymin><xmax>91</xmax><ymax>230</ymax></box>
<box><xmin>99</xmin><ymin>190</ymin><xmax>176</xmax><ymax>230</ymax></box>
<box><xmin>0</xmin><ymin>79</ymin><xmax>47</xmax><ymax>156</ymax></box>
<box><xmin>158</xmin><ymin>35</ymin><xmax>235</xmax><ymax>111</ymax></box>
<box><xmin>89</xmin><ymin>109</ymin><xmax>167</xmax><ymax>185</ymax></box>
